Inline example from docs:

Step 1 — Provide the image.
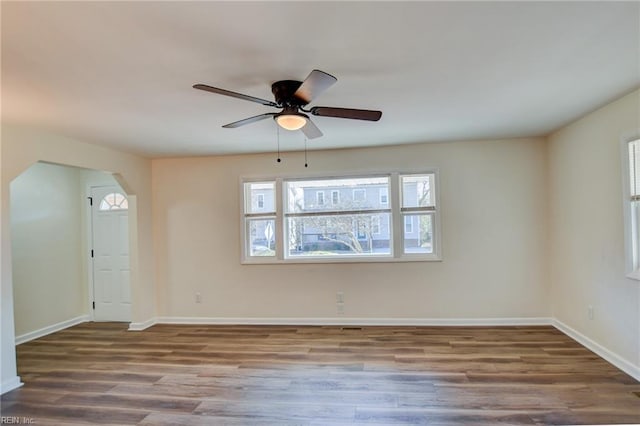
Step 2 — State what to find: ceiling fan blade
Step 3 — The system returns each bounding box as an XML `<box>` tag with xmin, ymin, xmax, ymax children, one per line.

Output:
<box><xmin>293</xmin><ymin>70</ymin><xmax>337</xmax><ymax>104</ymax></box>
<box><xmin>222</xmin><ymin>113</ymin><xmax>276</xmax><ymax>128</ymax></box>
<box><xmin>310</xmin><ymin>106</ymin><xmax>382</xmax><ymax>121</ymax></box>
<box><xmin>300</xmin><ymin>118</ymin><xmax>323</xmax><ymax>139</ymax></box>
<box><xmin>194</xmin><ymin>84</ymin><xmax>278</xmax><ymax>107</ymax></box>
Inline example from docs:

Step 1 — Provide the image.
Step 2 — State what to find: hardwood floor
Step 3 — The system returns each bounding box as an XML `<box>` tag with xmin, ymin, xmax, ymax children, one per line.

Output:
<box><xmin>1</xmin><ymin>322</ymin><xmax>639</xmax><ymax>425</ymax></box>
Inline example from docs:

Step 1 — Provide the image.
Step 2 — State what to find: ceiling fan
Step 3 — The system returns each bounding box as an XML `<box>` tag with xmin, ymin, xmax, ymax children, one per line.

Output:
<box><xmin>193</xmin><ymin>70</ymin><xmax>382</xmax><ymax>139</ymax></box>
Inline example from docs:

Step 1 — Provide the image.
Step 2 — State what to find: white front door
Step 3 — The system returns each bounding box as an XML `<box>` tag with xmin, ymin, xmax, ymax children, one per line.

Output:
<box><xmin>90</xmin><ymin>186</ymin><xmax>131</xmax><ymax>322</ymax></box>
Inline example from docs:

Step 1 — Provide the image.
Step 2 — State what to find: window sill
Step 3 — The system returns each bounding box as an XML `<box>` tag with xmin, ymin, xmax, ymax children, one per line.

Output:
<box><xmin>241</xmin><ymin>255</ymin><xmax>442</xmax><ymax>265</ymax></box>
<box><xmin>626</xmin><ymin>270</ymin><xmax>640</xmax><ymax>281</ymax></box>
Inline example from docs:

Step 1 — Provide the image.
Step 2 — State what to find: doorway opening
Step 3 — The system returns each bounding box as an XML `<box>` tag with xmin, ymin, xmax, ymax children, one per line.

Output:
<box><xmin>10</xmin><ymin>162</ymin><xmax>132</xmax><ymax>345</ymax></box>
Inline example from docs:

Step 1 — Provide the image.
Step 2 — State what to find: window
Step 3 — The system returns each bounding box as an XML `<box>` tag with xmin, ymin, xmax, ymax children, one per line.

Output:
<box><xmin>287</xmin><ymin>177</ymin><xmax>390</xmax><ymax>258</ymax></box>
<box><xmin>356</xmin><ymin>218</ymin><xmax>368</xmax><ymax>240</ymax></box>
<box><xmin>241</xmin><ymin>172</ymin><xmax>440</xmax><ymax>263</ymax></box>
<box><xmin>626</xmin><ymin>139</ymin><xmax>640</xmax><ymax>279</ymax></box>
<box><xmin>401</xmin><ymin>174</ymin><xmax>436</xmax><ymax>255</ymax></box>
<box><xmin>331</xmin><ymin>190</ymin><xmax>340</xmax><ymax>205</ymax></box>
<box><xmin>371</xmin><ymin>216</ymin><xmax>381</xmax><ymax>235</ymax></box>
<box><xmin>379</xmin><ymin>188</ymin><xmax>389</xmax><ymax>205</ymax></box>
<box><xmin>404</xmin><ymin>216</ymin><xmax>413</xmax><ymax>233</ymax></box>
<box><xmin>243</xmin><ymin>182</ymin><xmax>276</xmax><ymax>257</ymax></box>
<box><xmin>99</xmin><ymin>192</ymin><xmax>128</xmax><ymax>211</ymax></box>
<box><xmin>353</xmin><ymin>189</ymin><xmax>366</xmax><ymax>202</ymax></box>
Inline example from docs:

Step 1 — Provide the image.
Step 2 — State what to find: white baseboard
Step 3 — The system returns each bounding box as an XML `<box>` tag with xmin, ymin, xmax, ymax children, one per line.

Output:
<box><xmin>153</xmin><ymin>316</ymin><xmax>553</xmax><ymax>327</ymax></box>
<box><xmin>128</xmin><ymin>317</ymin><xmax>157</xmax><ymax>331</ymax></box>
<box><xmin>552</xmin><ymin>318</ymin><xmax>640</xmax><ymax>382</ymax></box>
<box><xmin>15</xmin><ymin>315</ymin><xmax>90</xmax><ymax>345</ymax></box>
<box><xmin>0</xmin><ymin>376</ymin><xmax>23</xmax><ymax>395</ymax></box>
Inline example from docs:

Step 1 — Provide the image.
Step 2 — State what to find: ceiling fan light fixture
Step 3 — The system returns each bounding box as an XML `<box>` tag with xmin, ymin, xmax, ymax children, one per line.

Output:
<box><xmin>194</xmin><ymin>69</ymin><xmax>382</xmax><ymax>140</ymax></box>
<box><xmin>276</xmin><ymin>112</ymin><xmax>308</xmax><ymax>131</ymax></box>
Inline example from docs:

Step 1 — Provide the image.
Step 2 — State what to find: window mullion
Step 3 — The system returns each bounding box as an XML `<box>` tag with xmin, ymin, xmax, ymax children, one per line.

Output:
<box><xmin>285</xmin><ymin>208</ymin><xmax>391</xmax><ymax>218</ymax></box>
<box><xmin>275</xmin><ymin>178</ymin><xmax>284</xmax><ymax>260</ymax></box>
<box><xmin>390</xmin><ymin>173</ymin><xmax>402</xmax><ymax>258</ymax></box>
<box><xmin>245</xmin><ymin>212</ymin><xmax>276</xmax><ymax>219</ymax></box>
<box><xmin>400</xmin><ymin>206</ymin><xmax>436</xmax><ymax>213</ymax></box>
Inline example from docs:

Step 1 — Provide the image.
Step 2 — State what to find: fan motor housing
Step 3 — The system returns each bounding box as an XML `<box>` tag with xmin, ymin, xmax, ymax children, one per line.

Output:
<box><xmin>271</xmin><ymin>80</ymin><xmax>304</xmax><ymax>106</ymax></box>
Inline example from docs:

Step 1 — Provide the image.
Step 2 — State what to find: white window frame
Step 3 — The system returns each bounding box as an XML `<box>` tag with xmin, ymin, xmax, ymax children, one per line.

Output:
<box><xmin>240</xmin><ymin>170</ymin><xmax>441</xmax><ymax>264</ymax></box>
<box><xmin>316</xmin><ymin>191</ymin><xmax>325</xmax><ymax>206</ymax></box>
<box><xmin>622</xmin><ymin>134</ymin><xmax>640</xmax><ymax>280</ymax></box>
<box><xmin>99</xmin><ymin>192</ymin><xmax>128</xmax><ymax>211</ymax></box>
<box><xmin>241</xmin><ymin>181</ymin><xmax>278</xmax><ymax>260</ymax></box>
<box><xmin>256</xmin><ymin>193</ymin><xmax>265</xmax><ymax>209</ymax></box>
<box><xmin>398</xmin><ymin>173</ymin><xmax>439</xmax><ymax>258</ymax></box>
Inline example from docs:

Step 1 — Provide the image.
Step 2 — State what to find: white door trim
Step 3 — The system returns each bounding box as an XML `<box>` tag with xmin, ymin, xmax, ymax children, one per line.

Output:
<box><xmin>85</xmin><ymin>183</ymin><xmax>97</xmax><ymax>321</ymax></box>
<box><xmin>87</xmin><ymin>184</ymin><xmax>132</xmax><ymax>322</ymax></box>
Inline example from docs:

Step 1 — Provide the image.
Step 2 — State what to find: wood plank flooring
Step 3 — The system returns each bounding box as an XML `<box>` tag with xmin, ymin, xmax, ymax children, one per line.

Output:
<box><xmin>1</xmin><ymin>322</ymin><xmax>639</xmax><ymax>425</ymax></box>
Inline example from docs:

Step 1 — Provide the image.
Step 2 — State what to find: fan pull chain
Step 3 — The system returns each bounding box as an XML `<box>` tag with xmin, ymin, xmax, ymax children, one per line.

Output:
<box><xmin>304</xmin><ymin>136</ymin><xmax>308</xmax><ymax>168</ymax></box>
<box><xmin>276</xmin><ymin>125</ymin><xmax>281</xmax><ymax>163</ymax></box>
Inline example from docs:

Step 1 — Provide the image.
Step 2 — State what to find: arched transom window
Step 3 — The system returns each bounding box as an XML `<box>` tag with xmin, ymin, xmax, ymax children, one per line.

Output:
<box><xmin>99</xmin><ymin>192</ymin><xmax>128</xmax><ymax>211</ymax></box>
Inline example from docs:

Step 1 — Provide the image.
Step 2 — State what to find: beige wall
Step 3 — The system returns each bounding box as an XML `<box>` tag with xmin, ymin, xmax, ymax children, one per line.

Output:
<box><xmin>0</xmin><ymin>125</ymin><xmax>154</xmax><ymax>390</ymax></box>
<box><xmin>10</xmin><ymin>163</ymin><xmax>85</xmax><ymax>337</ymax></box>
<box><xmin>153</xmin><ymin>137</ymin><xmax>549</xmax><ymax>320</ymax></box>
<box><xmin>548</xmin><ymin>89</ymin><xmax>640</xmax><ymax>367</ymax></box>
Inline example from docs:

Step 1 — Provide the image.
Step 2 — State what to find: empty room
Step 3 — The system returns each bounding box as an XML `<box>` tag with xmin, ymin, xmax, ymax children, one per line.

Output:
<box><xmin>1</xmin><ymin>1</ymin><xmax>639</xmax><ymax>425</ymax></box>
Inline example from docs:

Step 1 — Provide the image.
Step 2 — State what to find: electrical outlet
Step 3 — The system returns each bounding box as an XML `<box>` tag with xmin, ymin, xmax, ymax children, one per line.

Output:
<box><xmin>336</xmin><ymin>292</ymin><xmax>344</xmax><ymax>303</ymax></box>
<box><xmin>588</xmin><ymin>305</ymin><xmax>594</xmax><ymax>320</ymax></box>
<box><xmin>195</xmin><ymin>292</ymin><xmax>202</xmax><ymax>303</ymax></box>
<box><xmin>337</xmin><ymin>302</ymin><xmax>345</xmax><ymax>315</ymax></box>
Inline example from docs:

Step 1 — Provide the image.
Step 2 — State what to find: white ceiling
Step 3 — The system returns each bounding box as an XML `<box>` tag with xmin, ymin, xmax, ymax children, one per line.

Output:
<box><xmin>2</xmin><ymin>1</ymin><xmax>639</xmax><ymax>157</ymax></box>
